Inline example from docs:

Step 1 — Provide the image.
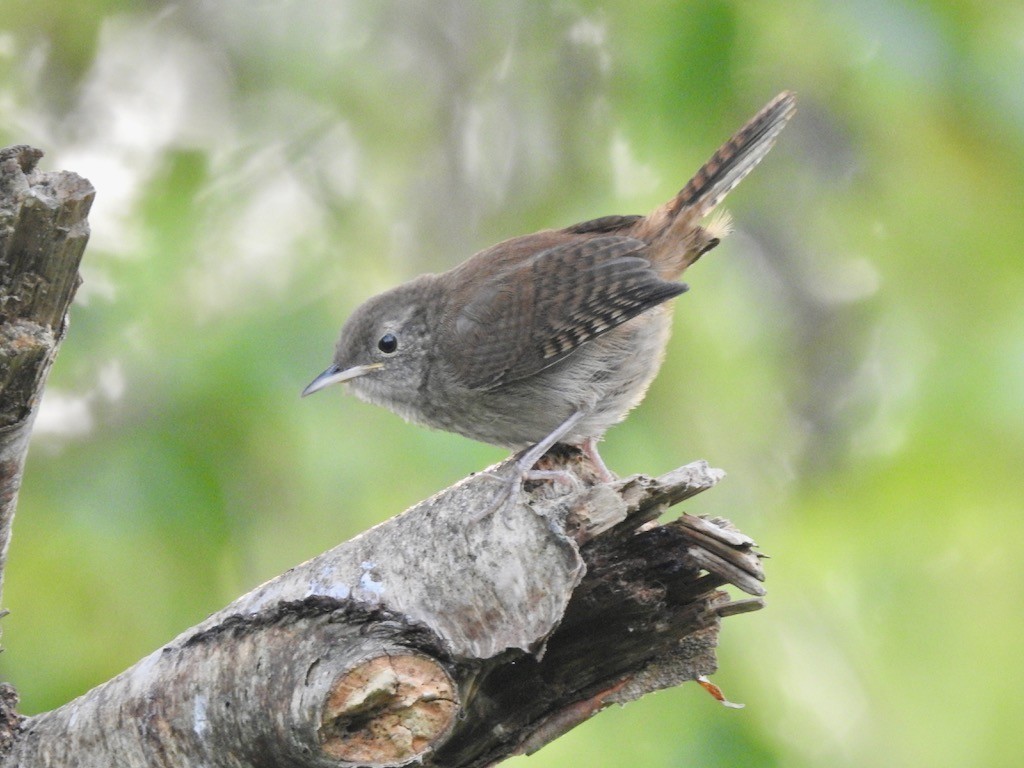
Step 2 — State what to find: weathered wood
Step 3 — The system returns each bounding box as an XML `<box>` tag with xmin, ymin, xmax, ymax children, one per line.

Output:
<box><xmin>4</xmin><ymin>450</ymin><xmax>764</xmax><ymax>767</ymax></box>
<box><xmin>0</xmin><ymin>143</ymin><xmax>94</xmax><ymax>612</ymax></box>
<box><xmin>0</xmin><ymin>144</ymin><xmax>94</xmax><ymax>754</ymax></box>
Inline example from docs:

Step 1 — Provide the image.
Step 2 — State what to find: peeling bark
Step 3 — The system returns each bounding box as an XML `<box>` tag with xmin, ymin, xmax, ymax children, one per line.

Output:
<box><xmin>0</xmin><ymin>143</ymin><xmax>94</xmax><ymax>618</ymax></box>
<box><xmin>0</xmin><ymin>143</ymin><xmax>95</xmax><ymax>759</ymax></box>
<box><xmin>5</xmin><ymin>452</ymin><xmax>764</xmax><ymax>767</ymax></box>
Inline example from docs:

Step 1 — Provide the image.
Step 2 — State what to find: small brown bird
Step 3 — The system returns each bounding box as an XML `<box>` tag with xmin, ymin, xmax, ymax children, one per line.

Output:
<box><xmin>304</xmin><ymin>92</ymin><xmax>796</xmax><ymax>484</ymax></box>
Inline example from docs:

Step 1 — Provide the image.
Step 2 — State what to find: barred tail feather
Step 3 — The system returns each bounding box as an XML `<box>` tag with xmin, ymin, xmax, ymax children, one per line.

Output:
<box><xmin>673</xmin><ymin>91</ymin><xmax>797</xmax><ymax>218</ymax></box>
<box><xmin>637</xmin><ymin>91</ymin><xmax>796</xmax><ymax>277</ymax></box>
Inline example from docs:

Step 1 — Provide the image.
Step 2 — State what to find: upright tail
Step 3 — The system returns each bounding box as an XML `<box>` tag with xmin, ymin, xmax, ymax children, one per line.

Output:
<box><xmin>639</xmin><ymin>91</ymin><xmax>796</xmax><ymax>275</ymax></box>
<box><xmin>673</xmin><ymin>91</ymin><xmax>796</xmax><ymax>219</ymax></box>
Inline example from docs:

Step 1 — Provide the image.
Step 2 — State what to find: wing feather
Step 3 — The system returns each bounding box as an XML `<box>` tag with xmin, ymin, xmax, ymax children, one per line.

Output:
<box><xmin>448</xmin><ymin>235</ymin><xmax>687</xmax><ymax>389</ymax></box>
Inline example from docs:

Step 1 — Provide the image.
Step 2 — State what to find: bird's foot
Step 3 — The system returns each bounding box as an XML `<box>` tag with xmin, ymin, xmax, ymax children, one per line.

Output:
<box><xmin>472</xmin><ymin>455</ymin><xmax>581</xmax><ymax>523</ymax></box>
<box><xmin>470</xmin><ymin>410</ymin><xmax>606</xmax><ymax>522</ymax></box>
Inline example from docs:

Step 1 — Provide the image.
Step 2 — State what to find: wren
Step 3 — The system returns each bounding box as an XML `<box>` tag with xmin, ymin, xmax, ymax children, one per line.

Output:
<box><xmin>304</xmin><ymin>92</ymin><xmax>796</xmax><ymax>484</ymax></box>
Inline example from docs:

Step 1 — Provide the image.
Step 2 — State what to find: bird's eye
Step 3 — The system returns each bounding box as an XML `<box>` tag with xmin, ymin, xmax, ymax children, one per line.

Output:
<box><xmin>377</xmin><ymin>333</ymin><xmax>398</xmax><ymax>354</ymax></box>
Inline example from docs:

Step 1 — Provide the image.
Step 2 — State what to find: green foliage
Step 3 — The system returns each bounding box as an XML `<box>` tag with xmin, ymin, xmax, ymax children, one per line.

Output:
<box><xmin>2</xmin><ymin>1</ymin><xmax>1022</xmax><ymax>766</ymax></box>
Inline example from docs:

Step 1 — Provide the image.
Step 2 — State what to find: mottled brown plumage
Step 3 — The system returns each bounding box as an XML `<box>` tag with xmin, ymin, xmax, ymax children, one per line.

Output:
<box><xmin>304</xmin><ymin>92</ymin><xmax>796</xmax><ymax>479</ymax></box>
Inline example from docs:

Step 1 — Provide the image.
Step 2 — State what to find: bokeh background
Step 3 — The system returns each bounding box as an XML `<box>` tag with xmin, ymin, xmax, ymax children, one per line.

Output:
<box><xmin>2</xmin><ymin>1</ymin><xmax>1023</xmax><ymax>766</ymax></box>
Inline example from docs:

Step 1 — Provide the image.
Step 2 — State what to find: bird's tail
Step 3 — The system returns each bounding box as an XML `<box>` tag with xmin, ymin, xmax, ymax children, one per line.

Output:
<box><xmin>640</xmin><ymin>91</ymin><xmax>796</xmax><ymax>276</ymax></box>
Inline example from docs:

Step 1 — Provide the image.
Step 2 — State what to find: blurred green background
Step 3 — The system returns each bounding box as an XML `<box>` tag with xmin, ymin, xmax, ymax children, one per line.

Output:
<box><xmin>2</xmin><ymin>1</ymin><xmax>1023</xmax><ymax>766</ymax></box>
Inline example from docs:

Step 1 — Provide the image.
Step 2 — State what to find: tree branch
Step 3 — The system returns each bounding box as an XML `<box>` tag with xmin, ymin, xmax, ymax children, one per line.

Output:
<box><xmin>5</xmin><ymin>452</ymin><xmax>764</xmax><ymax>767</ymax></box>
<box><xmin>0</xmin><ymin>146</ymin><xmax>94</xmax><ymax>747</ymax></box>
<box><xmin>0</xmin><ymin>145</ymin><xmax>94</xmax><ymax>590</ymax></box>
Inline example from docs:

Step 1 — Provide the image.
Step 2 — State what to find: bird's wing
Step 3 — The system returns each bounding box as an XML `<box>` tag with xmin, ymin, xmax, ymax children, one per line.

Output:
<box><xmin>447</xmin><ymin>235</ymin><xmax>687</xmax><ymax>390</ymax></box>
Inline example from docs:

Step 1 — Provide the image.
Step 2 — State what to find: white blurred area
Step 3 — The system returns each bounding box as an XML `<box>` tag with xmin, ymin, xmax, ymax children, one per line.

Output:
<box><xmin>11</xmin><ymin>1</ymin><xmax>636</xmax><ymax>442</ymax></box>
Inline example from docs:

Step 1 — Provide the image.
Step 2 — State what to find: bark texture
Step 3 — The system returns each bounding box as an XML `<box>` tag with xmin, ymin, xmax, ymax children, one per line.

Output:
<box><xmin>0</xmin><ymin>144</ymin><xmax>93</xmax><ymax>578</ymax></box>
<box><xmin>0</xmin><ymin>143</ymin><xmax>94</xmax><ymax>759</ymax></box>
<box><xmin>5</xmin><ymin>452</ymin><xmax>764</xmax><ymax>767</ymax></box>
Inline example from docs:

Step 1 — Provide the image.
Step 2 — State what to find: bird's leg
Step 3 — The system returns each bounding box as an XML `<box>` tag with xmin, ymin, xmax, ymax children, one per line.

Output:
<box><xmin>578</xmin><ymin>436</ymin><xmax>616</xmax><ymax>483</ymax></box>
<box><xmin>474</xmin><ymin>410</ymin><xmax>589</xmax><ymax>521</ymax></box>
<box><xmin>513</xmin><ymin>409</ymin><xmax>587</xmax><ymax>481</ymax></box>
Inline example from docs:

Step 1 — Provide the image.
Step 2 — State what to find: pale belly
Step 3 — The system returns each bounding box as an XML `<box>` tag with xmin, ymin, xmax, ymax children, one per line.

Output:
<box><xmin>443</xmin><ymin>306</ymin><xmax>674</xmax><ymax>449</ymax></box>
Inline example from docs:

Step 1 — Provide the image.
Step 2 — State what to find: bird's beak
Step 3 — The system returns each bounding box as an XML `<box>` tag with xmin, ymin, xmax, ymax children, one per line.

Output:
<box><xmin>301</xmin><ymin>363</ymin><xmax>383</xmax><ymax>397</ymax></box>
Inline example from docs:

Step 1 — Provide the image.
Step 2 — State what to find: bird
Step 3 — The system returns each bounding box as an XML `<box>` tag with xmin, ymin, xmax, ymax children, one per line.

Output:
<box><xmin>303</xmin><ymin>92</ymin><xmax>796</xmax><ymax>489</ymax></box>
